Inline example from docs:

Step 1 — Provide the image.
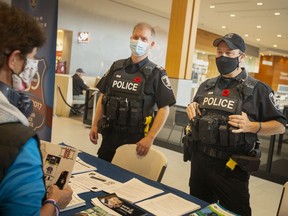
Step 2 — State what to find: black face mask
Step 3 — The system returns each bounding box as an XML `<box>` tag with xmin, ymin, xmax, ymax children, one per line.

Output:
<box><xmin>216</xmin><ymin>56</ymin><xmax>240</xmax><ymax>75</ymax></box>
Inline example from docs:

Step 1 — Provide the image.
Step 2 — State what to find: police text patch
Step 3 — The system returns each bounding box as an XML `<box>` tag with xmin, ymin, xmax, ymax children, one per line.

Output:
<box><xmin>111</xmin><ymin>79</ymin><xmax>141</xmax><ymax>95</ymax></box>
<box><xmin>199</xmin><ymin>95</ymin><xmax>238</xmax><ymax>113</ymax></box>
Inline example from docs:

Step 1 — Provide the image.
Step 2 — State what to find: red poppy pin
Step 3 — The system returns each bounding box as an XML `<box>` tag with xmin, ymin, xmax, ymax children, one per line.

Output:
<box><xmin>222</xmin><ymin>89</ymin><xmax>230</xmax><ymax>97</ymax></box>
<box><xmin>134</xmin><ymin>77</ymin><xmax>141</xmax><ymax>83</ymax></box>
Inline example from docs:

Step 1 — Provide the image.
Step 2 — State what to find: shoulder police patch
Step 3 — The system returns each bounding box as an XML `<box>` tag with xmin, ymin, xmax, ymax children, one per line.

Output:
<box><xmin>161</xmin><ymin>75</ymin><xmax>172</xmax><ymax>90</ymax></box>
<box><xmin>269</xmin><ymin>92</ymin><xmax>278</xmax><ymax>109</ymax></box>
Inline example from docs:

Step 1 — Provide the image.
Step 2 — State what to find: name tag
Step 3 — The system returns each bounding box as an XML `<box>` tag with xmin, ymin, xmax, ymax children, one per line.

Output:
<box><xmin>200</xmin><ymin>95</ymin><xmax>238</xmax><ymax>113</ymax></box>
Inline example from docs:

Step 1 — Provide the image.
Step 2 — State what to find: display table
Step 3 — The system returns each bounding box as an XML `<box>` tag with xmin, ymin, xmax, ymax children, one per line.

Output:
<box><xmin>61</xmin><ymin>151</ymin><xmax>208</xmax><ymax>215</ymax></box>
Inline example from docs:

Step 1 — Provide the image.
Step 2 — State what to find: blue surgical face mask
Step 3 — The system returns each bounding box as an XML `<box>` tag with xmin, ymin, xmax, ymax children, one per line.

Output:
<box><xmin>129</xmin><ymin>39</ymin><xmax>149</xmax><ymax>57</ymax></box>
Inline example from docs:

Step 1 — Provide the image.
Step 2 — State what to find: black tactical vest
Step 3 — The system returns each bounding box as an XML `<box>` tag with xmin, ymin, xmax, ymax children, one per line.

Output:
<box><xmin>192</xmin><ymin>76</ymin><xmax>259</xmax><ymax>152</ymax></box>
<box><xmin>0</xmin><ymin>122</ymin><xmax>40</xmax><ymax>182</ymax></box>
<box><xmin>102</xmin><ymin>60</ymin><xmax>156</xmax><ymax>130</ymax></box>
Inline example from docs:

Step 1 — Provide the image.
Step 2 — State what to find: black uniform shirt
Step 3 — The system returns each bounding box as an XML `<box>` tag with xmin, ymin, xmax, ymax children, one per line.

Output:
<box><xmin>97</xmin><ymin>57</ymin><xmax>176</xmax><ymax>109</ymax></box>
<box><xmin>194</xmin><ymin>68</ymin><xmax>286</xmax><ymax>125</ymax></box>
<box><xmin>124</xmin><ymin>57</ymin><xmax>148</xmax><ymax>74</ymax></box>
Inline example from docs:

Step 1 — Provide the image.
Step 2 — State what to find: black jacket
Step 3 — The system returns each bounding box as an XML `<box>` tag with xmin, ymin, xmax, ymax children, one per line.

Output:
<box><xmin>72</xmin><ymin>74</ymin><xmax>89</xmax><ymax>96</ymax></box>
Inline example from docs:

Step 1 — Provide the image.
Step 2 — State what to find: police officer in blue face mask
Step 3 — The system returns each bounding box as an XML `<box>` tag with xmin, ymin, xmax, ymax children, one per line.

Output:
<box><xmin>89</xmin><ymin>22</ymin><xmax>176</xmax><ymax>162</ymax></box>
<box><xmin>186</xmin><ymin>33</ymin><xmax>286</xmax><ymax>215</ymax></box>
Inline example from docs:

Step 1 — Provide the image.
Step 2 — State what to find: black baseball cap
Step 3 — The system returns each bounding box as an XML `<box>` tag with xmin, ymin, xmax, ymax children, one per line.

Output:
<box><xmin>213</xmin><ymin>33</ymin><xmax>246</xmax><ymax>53</ymax></box>
<box><xmin>76</xmin><ymin>68</ymin><xmax>85</xmax><ymax>73</ymax></box>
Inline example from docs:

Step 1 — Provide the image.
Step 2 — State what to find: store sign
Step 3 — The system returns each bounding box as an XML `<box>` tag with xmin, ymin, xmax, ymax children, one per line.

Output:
<box><xmin>280</xmin><ymin>71</ymin><xmax>288</xmax><ymax>80</ymax></box>
<box><xmin>262</xmin><ymin>60</ymin><xmax>273</xmax><ymax>66</ymax></box>
<box><xmin>78</xmin><ymin>32</ymin><xmax>90</xmax><ymax>43</ymax></box>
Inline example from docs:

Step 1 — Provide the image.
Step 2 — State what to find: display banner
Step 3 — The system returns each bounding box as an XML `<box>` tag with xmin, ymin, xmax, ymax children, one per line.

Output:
<box><xmin>12</xmin><ymin>0</ymin><xmax>58</xmax><ymax>141</ymax></box>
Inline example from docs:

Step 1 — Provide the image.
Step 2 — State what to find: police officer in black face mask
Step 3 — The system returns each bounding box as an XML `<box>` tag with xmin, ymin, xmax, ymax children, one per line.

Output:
<box><xmin>186</xmin><ymin>33</ymin><xmax>286</xmax><ymax>215</ymax></box>
<box><xmin>89</xmin><ymin>22</ymin><xmax>176</xmax><ymax>162</ymax></box>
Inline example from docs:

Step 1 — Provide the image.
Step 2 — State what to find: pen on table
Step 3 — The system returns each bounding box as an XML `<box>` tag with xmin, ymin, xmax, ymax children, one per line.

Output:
<box><xmin>76</xmin><ymin>159</ymin><xmax>91</xmax><ymax>168</ymax></box>
<box><xmin>90</xmin><ymin>176</ymin><xmax>106</xmax><ymax>182</ymax></box>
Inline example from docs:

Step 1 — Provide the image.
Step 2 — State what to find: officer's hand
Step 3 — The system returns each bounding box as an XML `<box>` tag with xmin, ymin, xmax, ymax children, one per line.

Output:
<box><xmin>89</xmin><ymin>125</ymin><xmax>98</xmax><ymax>144</ymax></box>
<box><xmin>136</xmin><ymin>136</ymin><xmax>153</xmax><ymax>156</ymax></box>
<box><xmin>186</xmin><ymin>102</ymin><xmax>201</xmax><ymax>121</ymax></box>
<box><xmin>228</xmin><ymin>112</ymin><xmax>252</xmax><ymax>133</ymax></box>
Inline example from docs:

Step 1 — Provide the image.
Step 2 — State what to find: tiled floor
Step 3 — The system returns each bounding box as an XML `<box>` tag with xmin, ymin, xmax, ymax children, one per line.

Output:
<box><xmin>51</xmin><ymin>116</ymin><xmax>283</xmax><ymax>216</ymax></box>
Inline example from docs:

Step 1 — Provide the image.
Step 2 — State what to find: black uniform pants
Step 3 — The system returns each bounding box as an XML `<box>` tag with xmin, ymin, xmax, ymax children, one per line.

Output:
<box><xmin>189</xmin><ymin>151</ymin><xmax>251</xmax><ymax>216</ymax></box>
<box><xmin>97</xmin><ymin>130</ymin><xmax>144</xmax><ymax>162</ymax></box>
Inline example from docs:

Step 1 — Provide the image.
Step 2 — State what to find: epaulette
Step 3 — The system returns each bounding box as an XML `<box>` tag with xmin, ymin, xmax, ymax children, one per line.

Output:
<box><xmin>205</xmin><ymin>77</ymin><xmax>219</xmax><ymax>90</ymax></box>
<box><xmin>111</xmin><ymin>59</ymin><xmax>126</xmax><ymax>72</ymax></box>
<box><xmin>155</xmin><ymin>65</ymin><xmax>165</xmax><ymax>71</ymax></box>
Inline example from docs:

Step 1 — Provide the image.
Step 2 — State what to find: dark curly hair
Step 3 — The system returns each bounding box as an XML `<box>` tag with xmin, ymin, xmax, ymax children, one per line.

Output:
<box><xmin>0</xmin><ymin>2</ymin><xmax>46</xmax><ymax>68</ymax></box>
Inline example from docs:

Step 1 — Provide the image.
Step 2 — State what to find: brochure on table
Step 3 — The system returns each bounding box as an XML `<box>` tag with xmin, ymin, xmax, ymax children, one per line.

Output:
<box><xmin>137</xmin><ymin>193</ymin><xmax>200</xmax><ymax>216</ymax></box>
<box><xmin>91</xmin><ymin>193</ymin><xmax>148</xmax><ymax>216</ymax></box>
<box><xmin>70</xmin><ymin>171</ymin><xmax>122</xmax><ymax>192</ymax></box>
<box><xmin>105</xmin><ymin>178</ymin><xmax>164</xmax><ymax>203</ymax></box>
<box><xmin>61</xmin><ymin>193</ymin><xmax>86</xmax><ymax>212</ymax></box>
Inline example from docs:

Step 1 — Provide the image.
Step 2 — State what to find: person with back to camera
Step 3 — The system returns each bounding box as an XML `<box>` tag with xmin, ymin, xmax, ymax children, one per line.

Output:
<box><xmin>89</xmin><ymin>22</ymin><xmax>176</xmax><ymax>162</ymax></box>
<box><xmin>0</xmin><ymin>2</ymin><xmax>72</xmax><ymax>215</ymax></box>
<box><xmin>185</xmin><ymin>33</ymin><xmax>286</xmax><ymax>215</ymax></box>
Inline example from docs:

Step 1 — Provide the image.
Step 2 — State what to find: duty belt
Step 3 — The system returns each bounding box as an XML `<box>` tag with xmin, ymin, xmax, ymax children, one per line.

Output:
<box><xmin>197</xmin><ymin>144</ymin><xmax>232</xmax><ymax>160</ymax></box>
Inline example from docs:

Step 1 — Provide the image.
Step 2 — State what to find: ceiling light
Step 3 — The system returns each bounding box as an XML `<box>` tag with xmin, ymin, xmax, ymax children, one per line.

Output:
<box><xmin>257</xmin><ymin>2</ymin><xmax>263</xmax><ymax>6</ymax></box>
<box><xmin>256</xmin><ymin>38</ymin><xmax>261</xmax><ymax>41</ymax></box>
<box><xmin>221</xmin><ymin>26</ymin><xmax>226</xmax><ymax>29</ymax></box>
<box><xmin>257</xmin><ymin>25</ymin><xmax>261</xmax><ymax>29</ymax></box>
<box><xmin>210</xmin><ymin>5</ymin><xmax>215</xmax><ymax>9</ymax></box>
<box><xmin>244</xmin><ymin>34</ymin><xmax>248</xmax><ymax>37</ymax></box>
<box><xmin>273</xmin><ymin>44</ymin><xmax>278</xmax><ymax>48</ymax></box>
<box><xmin>275</xmin><ymin>12</ymin><xmax>280</xmax><ymax>16</ymax></box>
<box><xmin>277</xmin><ymin>34</ymin><xmax>282</xmax><ymax>38</ymax></box>
<box><xmin>230</xmin><ymin>14</ymin><xmax>235</xmax><ymax>17</ymax></box>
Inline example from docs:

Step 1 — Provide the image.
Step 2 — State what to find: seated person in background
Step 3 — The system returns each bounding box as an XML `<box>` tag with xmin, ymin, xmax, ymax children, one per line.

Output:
<box><xmin>0</xmin><ymin>2</ymin><xmax>72</xmax><ymax>215</ymax></box>
<box><xmin>72</xmin><ymin>68</ymin><xmax>89</xmax><ymax>101</ymax></box>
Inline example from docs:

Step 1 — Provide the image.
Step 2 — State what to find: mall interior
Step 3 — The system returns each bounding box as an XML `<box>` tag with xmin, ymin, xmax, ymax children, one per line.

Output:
<box><xmin>19</xmin><ymin>0</ymin><xmax>288</xmax><ymax>215</ymax></box>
